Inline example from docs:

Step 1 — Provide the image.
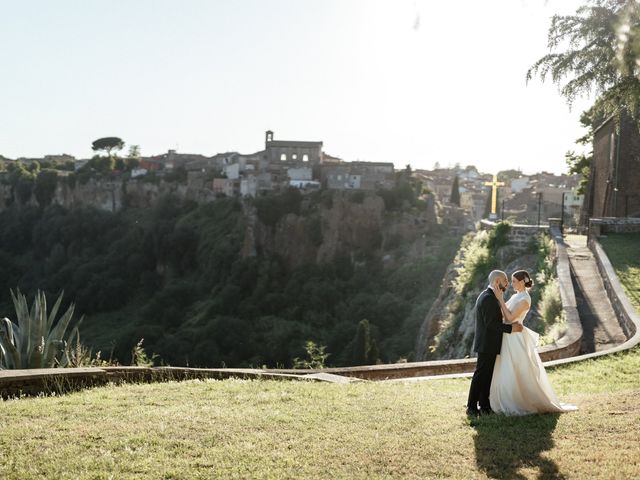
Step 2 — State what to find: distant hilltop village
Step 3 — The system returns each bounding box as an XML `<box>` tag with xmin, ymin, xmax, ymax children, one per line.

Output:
<box><xmin>0</xmin><ymin>130</ymin><xmax>587</xmax><ymax>228</ymax></box>
<box><xmin>1</xmin><ymin>130</ymin><xmax>395</xmax><ymax>199</ymax></box>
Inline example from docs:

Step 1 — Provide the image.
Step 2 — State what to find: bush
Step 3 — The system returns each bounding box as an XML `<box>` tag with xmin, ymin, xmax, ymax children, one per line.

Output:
<box><xmin>253</xmin><ymin>188</ymin><xmax>303</xmax><ymax>226</ymax></box>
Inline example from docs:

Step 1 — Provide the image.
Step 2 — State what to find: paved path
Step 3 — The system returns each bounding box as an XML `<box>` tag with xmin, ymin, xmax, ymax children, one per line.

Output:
<box><xmin>565</xmin><ymin>235</ymin><xmax>627</xmax><ymax>353</ymax></box>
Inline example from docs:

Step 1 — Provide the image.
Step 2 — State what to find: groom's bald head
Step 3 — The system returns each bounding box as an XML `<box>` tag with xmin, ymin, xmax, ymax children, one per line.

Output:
<box><xmin>488</xmin><ymin>270</ymin><xmax>507</xmax><ymax>286</ymax></box>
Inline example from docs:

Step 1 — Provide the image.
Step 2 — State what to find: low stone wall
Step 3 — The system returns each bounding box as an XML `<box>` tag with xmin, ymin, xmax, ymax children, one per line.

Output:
<box><xmin>0</xmin><ymin>366</ymin><xmax>333</xmax><ymax>399</ymax></box>
<box><xmin>588</xmin><ymin>217</ymin><xmax>640</xmax><ymax>242</ymax></box>
<box><xmin>536</xmin><ymin>227</ymin><xmax>583</xmax><ymax>361</ymax></box>
<box><xmin>590</xmin><ymin>240</ymin><xmax>639</xmax><ymax>342</ymax></box>
<box><xmin>479</xmin><ymin>219</ymin><xmax>547</xmax><ymax>251</ymax></box>
<box><xmin>542</xmin><ymin>238</ymin><xmax>640</xmax><ymax>370</ymax></box>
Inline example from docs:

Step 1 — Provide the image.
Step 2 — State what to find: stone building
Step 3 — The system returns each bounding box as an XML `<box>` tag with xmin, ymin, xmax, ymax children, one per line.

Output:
<box><xmin>264</xmin><ymin>130</ymin><xmax>323</xmax><ymax>164</ymax></box>
<box><xmin>321</xmin><ymin>162</ymin><xmax>395</xmax><ymax>190</ymax></box>
<box><xmin>582</xmin><ymin>112</ymin><xmax>640</xmax><ymax>222</ymax></box>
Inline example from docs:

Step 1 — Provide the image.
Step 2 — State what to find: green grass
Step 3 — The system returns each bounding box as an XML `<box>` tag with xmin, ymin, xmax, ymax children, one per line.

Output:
<box><xmin>1</xmin><ymin>348</ymin><xmax>639</xmax><ymax>479</ymax></box>
<box><xmin>600</xmin><ymin>233</ymin><xmax>640</xmax><ymax>311</ymax></box>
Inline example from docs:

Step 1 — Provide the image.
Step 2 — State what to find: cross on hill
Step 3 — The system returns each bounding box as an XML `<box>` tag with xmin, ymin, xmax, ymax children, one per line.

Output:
<box><xmin>484</xmin><ymin>175</ymin><xmax>505</xmax><ymax>219</ymax></box>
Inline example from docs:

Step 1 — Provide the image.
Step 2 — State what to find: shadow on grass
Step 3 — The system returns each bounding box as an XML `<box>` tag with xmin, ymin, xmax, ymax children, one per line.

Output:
<box><xmin>473</xmin><ymin>413</ymin><xmax>563</xmax><ymax>480</ymax></box>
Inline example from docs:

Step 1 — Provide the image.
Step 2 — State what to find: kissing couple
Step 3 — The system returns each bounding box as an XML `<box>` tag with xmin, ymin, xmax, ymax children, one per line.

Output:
<box><xmin>466</xmin><ymin>269</ymin><xmax>578</xmax><ymax>417</ymax></box>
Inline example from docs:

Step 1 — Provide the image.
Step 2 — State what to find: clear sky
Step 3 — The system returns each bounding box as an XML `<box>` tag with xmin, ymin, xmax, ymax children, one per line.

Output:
<box><xmin>0</xmin><ymin>0</ymin><xmax>594</xmax><ymax>175</ymax></box>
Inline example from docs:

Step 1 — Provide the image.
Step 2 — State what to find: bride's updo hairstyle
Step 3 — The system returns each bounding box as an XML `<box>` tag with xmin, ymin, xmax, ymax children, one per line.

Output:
<box><xmin>513</xmin><ymin>270</ymin><xmax>533</xmax><ymax>289</ymax></box>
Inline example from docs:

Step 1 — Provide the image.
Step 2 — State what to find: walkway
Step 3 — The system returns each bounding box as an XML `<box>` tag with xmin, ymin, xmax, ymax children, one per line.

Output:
<box><xmin>565</xmin><ymin>235</ymin><xmax>627</xmax><ymax>353</ymax></box>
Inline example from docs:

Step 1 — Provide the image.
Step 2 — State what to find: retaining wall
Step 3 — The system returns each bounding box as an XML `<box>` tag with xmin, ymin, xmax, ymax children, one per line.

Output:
<box><xmin>0</xmin><ymin>366</ymin><xmax>335</xmax><ymax>399</ymax></box>
<box><xmin>479</xmin><ymin>219</ymin><xmax>547</xmax><ymax>251</ymax></box>
<box><xmin>588</xmin><ymin>217</ymin><xmax>640</xmax><ymax>241</ymax></box>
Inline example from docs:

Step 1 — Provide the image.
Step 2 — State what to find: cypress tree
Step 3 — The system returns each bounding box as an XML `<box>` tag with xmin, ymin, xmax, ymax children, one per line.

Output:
<box><xmin>367</xmin><ymin>338</ymin><xmax>379</xmax><ymax>365</ymax></box>
<box><xmin>352</xmin><ymin>319</ymin><xmax>371</xmax><ymax>366</ymax></box>
<box><xmin>450</xmin><ymin>175</ymin><xmax>461</xmax><ymax>206</ymax></box>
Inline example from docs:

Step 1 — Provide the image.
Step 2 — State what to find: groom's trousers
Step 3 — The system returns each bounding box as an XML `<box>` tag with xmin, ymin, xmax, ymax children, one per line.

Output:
<box><xmin>467</xmin><ymin>352</ymin><xmax>497</xmax><ymax>412</ymax></box>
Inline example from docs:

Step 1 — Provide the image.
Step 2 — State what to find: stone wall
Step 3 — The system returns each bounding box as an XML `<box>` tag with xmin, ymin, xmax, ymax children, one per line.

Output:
<box><xmin>0</xmin><ymin>366</ymin><xmax>327</xmax><ymax>399</ymax></box>
<box><xmin>590</xmin><ymin>240</ymin><xmax>639</xmax><ymax>341</ymax></box>
<box><xmin>536</xmin><ymin>226</ymin><xmax>583</xmax><ymax>360</ymax></box>
<box><xmin>480</xmin><ymin>219</ymin><xmax>546</xmax><ymax>251</ymax></box>
<box><xmin>588</xmin><ymin>217</ymin><xmax>640</xmax><ymax>242</ymax></box>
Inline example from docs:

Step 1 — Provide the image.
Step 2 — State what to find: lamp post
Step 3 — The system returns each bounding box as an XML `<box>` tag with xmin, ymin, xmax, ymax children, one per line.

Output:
<box><xmin>560</xmin><ymin>192</ymin><xmax>566</xmax><ymax>234</ymax></box>
<box><xmin>537</xmin><ymin>192</ymin><xmax>542</xmax><ymax>227</ymax></box>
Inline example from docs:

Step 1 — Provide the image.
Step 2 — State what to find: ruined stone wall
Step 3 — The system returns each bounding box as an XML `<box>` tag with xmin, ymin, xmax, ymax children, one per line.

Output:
<box><xmin>479</xmin><ymin>219</ymin><xmax>546</xmax><ymax>251</ymax></box>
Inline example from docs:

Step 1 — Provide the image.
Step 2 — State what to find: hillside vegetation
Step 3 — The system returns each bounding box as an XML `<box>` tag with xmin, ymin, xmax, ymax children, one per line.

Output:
<box><xmin>0</xmin><ymin>188</ymin><xmax>460</xmax><ymax>368</ymax></box>
<box><xmin>418</xmin><ymin>223</ymin><xmax>564</xmax><ymax>360</ymax></box>
<box><xmin>1</xmin><ymin>345</ymin><xmax>638</xmax><ymax>479</ymax></box>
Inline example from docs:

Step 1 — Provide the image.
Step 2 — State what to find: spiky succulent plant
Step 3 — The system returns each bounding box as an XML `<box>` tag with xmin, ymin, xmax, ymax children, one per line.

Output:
<box><xmin>0</xmin><ymin>289</ymin><xmax>82</xmax><ymax>369</ymax></box>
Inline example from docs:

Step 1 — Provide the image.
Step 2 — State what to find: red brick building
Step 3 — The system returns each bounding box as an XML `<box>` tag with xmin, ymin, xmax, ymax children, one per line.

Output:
<box><xmin>582</xmin><ymin>111</ymin><xmax>640</xmax><ymax>223</ymax></box>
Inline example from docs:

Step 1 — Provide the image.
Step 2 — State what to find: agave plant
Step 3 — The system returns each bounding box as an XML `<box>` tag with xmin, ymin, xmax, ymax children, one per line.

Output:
<box><xmin>0</xmin><ymin>289</ymin><xmax>83</xmax><ymax>369</ymax></box>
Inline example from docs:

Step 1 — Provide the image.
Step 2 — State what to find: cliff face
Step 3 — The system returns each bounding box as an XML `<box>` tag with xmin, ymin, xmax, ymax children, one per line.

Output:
<box><xmin>243</xmin><ymin>192</ymin><xmax>439</xmax><ymax>268</ymax></box>
<box><xmin>0</xmin><ymin>179</ymin><xmax>216</xmax><ymax>212</ymax></box>
<box><xmin>415</xmin><ymin>238</ymin><xmax>540</xmax><ymax>361</ymax></box>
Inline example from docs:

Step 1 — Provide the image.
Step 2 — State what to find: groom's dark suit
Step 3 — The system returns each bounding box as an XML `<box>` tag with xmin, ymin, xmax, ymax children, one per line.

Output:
<box><xmin>467</xmin><ymin>287</ymin><xmax>513</xmax><ymax>414</ymax></box>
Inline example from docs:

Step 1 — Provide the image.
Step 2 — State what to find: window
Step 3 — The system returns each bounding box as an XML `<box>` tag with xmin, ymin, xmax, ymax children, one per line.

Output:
<box><xmin>280</xmin><ymin>153</ymin><xmax>287</xmax><ymax>161</ymax></box>
<box><xmin>292</xmin><ymin>154</ymin><xmax>297</xmax><ymax>160</ymax></box>
<box><xmin>303</xmin><ymin>154</ymin><xmax>309</xmax><ymax>162</ymax></box>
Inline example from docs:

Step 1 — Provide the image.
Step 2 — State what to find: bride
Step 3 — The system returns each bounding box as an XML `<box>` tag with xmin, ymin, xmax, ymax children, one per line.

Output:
<box><xmin>490</xmin><ymin>270</ymin><xmax>577</xmax><ymax>415</ymax></box>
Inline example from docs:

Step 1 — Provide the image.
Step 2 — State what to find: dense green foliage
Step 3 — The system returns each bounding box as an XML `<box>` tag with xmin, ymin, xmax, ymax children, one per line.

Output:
<box><xmin>0</xmin><ymin>193</ymin><xmax>459</xmax><ymax>368</ymax></box>
<box><xmin>91</xmin><ymin>137</ymin><xmax>125</xmax><ymax>157</ymax></box>
<box><xmin>528</xmin><ymin>0</ymin><xmax>640</xmax><ymax>120</ymax></box>
<box><xmin>431</xmin><ymin>223</ymin><xmax>513</xmax><ymax>356</ymax></box>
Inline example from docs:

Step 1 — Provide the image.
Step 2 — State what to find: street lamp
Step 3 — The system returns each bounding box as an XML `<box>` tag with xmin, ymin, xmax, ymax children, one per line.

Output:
<box><xmin>560</xmin><ymin>192</ymin><xmax>566</xmax><ymax>234</ymax></box>
<box><xmin>537</xmin><ymin>192</ymin><xmax>543</xmax><ymax>227</ymax></box>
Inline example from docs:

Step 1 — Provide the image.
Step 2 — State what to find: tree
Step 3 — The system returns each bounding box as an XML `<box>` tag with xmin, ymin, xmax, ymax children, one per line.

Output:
<box><xmin>351</xmin><ymin>319</ymin><xmax>372</xmax><ymax>366</ymax></box>
<box><xmin>126</xmin><ymin>144</ymin><xmax>141</xmax><ymax>170</ymax></box>
<box><xmin>91</xmin><ymin>137</ymin><xmax>125</xmax><ymax>158</ymax></box>
<box><xmin>527</xmin><ymin>1</ymin><xmax>640</xmax><ymax>120</ymax></box>
<box><xmin>450</xmin><ymin>175</ymin><xmax>461</xmax><ymax>206</ymax></box>
<box><xmin>34</xmin><ymin>169</ymin><xmax>58</xmax><ymax>207</ymax></box>
<box><xmin>127</xmin><ymin>145</ymin><xmax>141</xmax><ymax>159</ymax></box>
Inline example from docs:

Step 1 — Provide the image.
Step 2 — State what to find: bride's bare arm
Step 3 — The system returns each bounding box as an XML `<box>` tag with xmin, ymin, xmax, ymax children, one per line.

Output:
<box><xmin>498</xmin><ymin>297</ymin><xmax>530</xmax><ymax>323</ymax></box>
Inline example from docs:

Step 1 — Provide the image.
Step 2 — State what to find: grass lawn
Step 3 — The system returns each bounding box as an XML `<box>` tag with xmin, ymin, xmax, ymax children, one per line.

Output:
<box><xmin>600</xmin><ymin>232</ymin><xmax>640</xmax><ymax>311</ymax></box>
<box><xmin>1</xmin><ymin>346</ymin><xmax>639</xmax><ymax>479</ymax></box>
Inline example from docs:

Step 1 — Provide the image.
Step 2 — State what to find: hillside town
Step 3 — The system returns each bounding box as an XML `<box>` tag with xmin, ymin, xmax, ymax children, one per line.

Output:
<box><xmin>0</xmin><ymin>129</ymin><xmax>589</xmax><ymax>229</ymax></box>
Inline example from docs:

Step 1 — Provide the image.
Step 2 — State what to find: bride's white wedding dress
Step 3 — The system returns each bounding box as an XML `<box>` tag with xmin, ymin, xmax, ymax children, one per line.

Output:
<box><xmin>490</xmin><ymin>290</ymin><xmax>578</xmax><ymax>415</ymax></box>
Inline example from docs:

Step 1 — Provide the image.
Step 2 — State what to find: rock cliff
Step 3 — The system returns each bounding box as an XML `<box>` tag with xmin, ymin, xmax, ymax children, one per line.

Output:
<box><xmin>243</xmin><ymin>192</ymin><xmax>439</xmax><ymax>268</ymax></box>
<box><xmin>415</xmin><ymin>233</ymin><xmax>541</xmax><ymax>360</ymax></box>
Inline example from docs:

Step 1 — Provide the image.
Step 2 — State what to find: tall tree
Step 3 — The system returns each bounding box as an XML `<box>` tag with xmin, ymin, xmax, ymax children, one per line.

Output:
<box><xmin>527</xmin><ymin>0</ymin><xmax>640</xmax><ymax>120</ymax></box>
<box><xmin>450</xmin><ymin>175</ymin><xmax>461</xmax><ymax>206</ymax></box>
<box><xmin>91</xmin><ymin>137</ymin><xmax>125</xmax><ymax>158</ymax></box>
<box><xmin>351</xmin><ymin>319</ymin><xmax>372</xmax><ymax>366</ymax></box>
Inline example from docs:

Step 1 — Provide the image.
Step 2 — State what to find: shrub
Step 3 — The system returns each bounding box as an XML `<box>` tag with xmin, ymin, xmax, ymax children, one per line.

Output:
<box><xmin>292</xmin><ymin>340</ymin><xmax>330</xmax><ymax>369</ymax></box>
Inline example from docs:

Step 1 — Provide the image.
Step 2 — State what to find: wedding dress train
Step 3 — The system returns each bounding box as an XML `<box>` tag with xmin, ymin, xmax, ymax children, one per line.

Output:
<box><xmin>490</xmin><ymin>291</ymin><xmax>578</xmax><ymax>415</ymax></box>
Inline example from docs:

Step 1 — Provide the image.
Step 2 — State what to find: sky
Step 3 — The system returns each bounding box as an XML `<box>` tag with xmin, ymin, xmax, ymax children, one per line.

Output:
<box><xmin>0</xmin><ymin>0</ymin><xmax>595</xmax><ymax>175</ymax></box>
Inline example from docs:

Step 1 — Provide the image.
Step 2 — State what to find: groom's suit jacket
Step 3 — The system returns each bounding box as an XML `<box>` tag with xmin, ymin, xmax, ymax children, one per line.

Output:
<box><xmin>473</xmin><ymin>287</ymin><xmax>513</xmax><ymax>354</ymax></box>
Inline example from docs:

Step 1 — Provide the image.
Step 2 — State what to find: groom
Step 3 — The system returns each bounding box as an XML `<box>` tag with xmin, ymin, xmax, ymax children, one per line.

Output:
<box><xmin>466</xmin><ymin>270</ymin><xmax>523</xmax><ymax>417</ymax></box>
